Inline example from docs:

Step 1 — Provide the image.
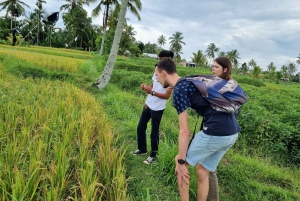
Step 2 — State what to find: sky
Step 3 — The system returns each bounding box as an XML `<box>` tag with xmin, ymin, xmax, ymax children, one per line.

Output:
<box><xmin>2</xmin><ymin>0</ymin><xmax>300</xmax><ymax>72</ymax></box>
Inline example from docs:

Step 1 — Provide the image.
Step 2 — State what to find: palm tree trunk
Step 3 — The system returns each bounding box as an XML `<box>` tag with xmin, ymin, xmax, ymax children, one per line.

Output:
<box><xmin>99</xmin><ymin>4</ymin><xmax>110</xmax><ymax>56</ymax></box>
<box><xmin>99</xmin><ymin>27</ymin><xmax>106</xmax><ymax>55</ymax></box>
<box><xmin>93</xmin><ymin>0</ymin><xmax>129</xmax><ymax>90</ymax></box>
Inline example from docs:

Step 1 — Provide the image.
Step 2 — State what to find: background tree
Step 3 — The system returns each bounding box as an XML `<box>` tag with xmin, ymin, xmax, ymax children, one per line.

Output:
<box><xmin>157</xmin><ymin>34</ymin><xmax>166</xmax><ymax>48</ymax></box>
<box><xmin>248</xmin><ymin>59</ymin><xmax>257</xmax><ymax>71</ymax></box>
<box><xmin>281</xmin><ymin>65</ymin><xmax>288</xmax><ymax>82</ymax></box>
<box><xmin>92</xmin><ymin>0</ymin><xmax>130</xmax><ymax>90</ymax></box>
<box><xmin>268</xmin><ymin>66</ymin><xmax>276</xmax><ymax>82</ymax></box>
<box><xmin>276</xmin><ymin>71</ymin><xmax>283</xmax><ymax>84</ymax></box>
<box><xmin>169</xmin><ymin>31</ymin><xmax>185</xmax><ymax>62</ymax></box>
<box><xmin>297</xmin><ymin>54</ymin><xmax>300</xmax><ymax>66</ymax></box>
<box><xmin>143</xmin><ymin>42</ymin><xmax>157</xmax><ymax>54</ymax></box>
<box><xmin>267</xmin><ymin>62</ymin><xmax>275</xmax><ymax>73</ymax></box>
<box><xmin>227</xmin><ymin>49</ymin><xmax>240</xmax><ymax>67</ymax></box>
<box><xmin>239</xmin><ymin>62</ymin><xmax>248</xmax><ymax>76</ymax></box>
<box><xmin>287</xmin><ymin>62</ymin><xmax>297</xmax><ymax>79</ymax></box>
<box><xmin>218</xmin><ymin>51</ymin><xmax>227</xmax><ymax>57</ymax></box>
<box><xmin>205</xmin><ymin>43</ymin><xmax>219</xmax><ymax>64</ymax></box>
<box><xmin>191</xmin><ymin>50</ymin><xmax>207</xmax><ymax>68</ymax></box>
<box><xmin>252</xmin><ymin>65</ymin><xmax>262</xmax><ymax>79</ymax></box>
<box><xmin>0</xmin><ymin>0</ymin><xmax>30</xmax><ymax>29</ymax></box>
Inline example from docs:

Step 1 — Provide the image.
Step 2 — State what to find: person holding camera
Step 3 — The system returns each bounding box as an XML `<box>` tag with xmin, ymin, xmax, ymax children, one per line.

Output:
<box><xmin>132</xmin><ymin>50</ymin><xmax>173</xmax><ymax>164</ymax></box>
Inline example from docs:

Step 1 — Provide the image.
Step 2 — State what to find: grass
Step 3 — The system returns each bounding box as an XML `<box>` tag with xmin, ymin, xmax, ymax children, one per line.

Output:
<box><xmin>1</xmin><ymin>44</ymin><xmax>300</xmax><ymax>200</ymax></box>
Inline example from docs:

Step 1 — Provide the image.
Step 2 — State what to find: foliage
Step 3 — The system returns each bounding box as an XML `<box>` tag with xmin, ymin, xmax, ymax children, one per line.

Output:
<box><xmin>235</xmin><ymin>76</ymin><xmax>266</xmax><ymax>87</ymax></box>
<box><xmin>190</xmin><ymin>50</ymin><xmax>207</xmax><ymax>67</ymax></box>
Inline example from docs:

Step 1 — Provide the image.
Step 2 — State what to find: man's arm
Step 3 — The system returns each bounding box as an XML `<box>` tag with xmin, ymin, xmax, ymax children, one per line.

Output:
<box><xmin>178</xmin><ymin>110</ymin><xmax>191</xmax><ymax>160</ymax></box>
<box><xmin>143</xmin><ymin>86</ymin><xmax>173</xmax><ymax>100</ymax></box>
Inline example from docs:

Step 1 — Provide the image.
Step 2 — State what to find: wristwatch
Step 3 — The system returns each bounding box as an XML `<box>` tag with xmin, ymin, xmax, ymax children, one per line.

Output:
<box><xmin>152</xmin><ymin>91</ymin><xmax>156</xmax><ymax>96</ymax></box>
<box><xmin>177</xmin><ymin>159</ymin><xmax>186</xmax><ymax>165</ymax></box>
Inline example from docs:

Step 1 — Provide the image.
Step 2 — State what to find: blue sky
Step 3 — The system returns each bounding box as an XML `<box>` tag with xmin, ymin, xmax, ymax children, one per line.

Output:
<box><xmin>2</xmin><ymin>0</ymin><xmax>300</xmax><ymax>72</ymax></box>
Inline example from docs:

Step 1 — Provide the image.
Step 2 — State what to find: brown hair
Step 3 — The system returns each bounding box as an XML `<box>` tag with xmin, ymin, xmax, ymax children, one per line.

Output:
<box><xmin>214</xmin><ymin>57</ymin><xmax>232</xmax><ymax>80</ymax></box>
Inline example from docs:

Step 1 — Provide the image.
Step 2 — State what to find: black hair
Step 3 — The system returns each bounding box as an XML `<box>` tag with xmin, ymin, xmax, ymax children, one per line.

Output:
<box><xmin>157</xmin><ymin>57</ymin><xmax>176</xmax><ymax>74</ymax></box>
<box><xmin>158</xmin><ymin>50</ymin><xmax>174</xmax><ymax>59</ymax></box>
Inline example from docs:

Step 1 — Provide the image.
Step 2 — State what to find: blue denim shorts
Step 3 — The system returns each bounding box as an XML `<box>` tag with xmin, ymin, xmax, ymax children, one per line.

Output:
<box><xmin>186</xmin><ymin>131</ymin><xmax>238</xmax><ymax>172</ymax></box>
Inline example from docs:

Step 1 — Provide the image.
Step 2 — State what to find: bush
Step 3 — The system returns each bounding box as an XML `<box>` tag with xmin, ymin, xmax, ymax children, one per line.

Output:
<box><xmin>235</xmin><ymin>76</ymin><xmax>266</xmax><ymax>87</ymax></box>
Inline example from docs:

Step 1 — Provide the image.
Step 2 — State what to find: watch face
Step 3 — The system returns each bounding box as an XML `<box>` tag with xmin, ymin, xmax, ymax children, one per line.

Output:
<box><xmin>178</xmin><ymin>159</ymin><xmax>185</xmax><ymax>164</ymax></box>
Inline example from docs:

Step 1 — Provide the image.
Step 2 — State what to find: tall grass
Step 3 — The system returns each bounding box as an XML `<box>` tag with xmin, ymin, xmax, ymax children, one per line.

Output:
<box><xmin>0</xmin><ymin>69</ymin><xmax>129</xmax><ymax>200</ymax></box>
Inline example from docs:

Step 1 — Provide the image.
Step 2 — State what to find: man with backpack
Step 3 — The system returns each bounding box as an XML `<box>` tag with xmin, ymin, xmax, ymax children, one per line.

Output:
<box><xmin>155</xmin><ymin>57</ymin><xmax>247</xmax><ymax>201</ymax></box>
<box><xmin>132</xmin><ymin>50</ymin><xmax>174</xmax><ymax>164</ymax></box>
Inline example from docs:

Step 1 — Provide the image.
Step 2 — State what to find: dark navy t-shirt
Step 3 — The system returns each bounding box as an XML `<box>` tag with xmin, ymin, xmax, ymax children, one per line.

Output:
<box><xmin>173</xmin><ymin>80</ymin><xmax>241</xmax><ymax>136</ymax></box>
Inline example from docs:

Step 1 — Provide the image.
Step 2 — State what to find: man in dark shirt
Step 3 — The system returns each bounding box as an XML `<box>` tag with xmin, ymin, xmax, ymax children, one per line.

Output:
<box><xmin>155</xmin><ymin>57</ymin><xmax>244</xmax><ymax>201</ymax></box>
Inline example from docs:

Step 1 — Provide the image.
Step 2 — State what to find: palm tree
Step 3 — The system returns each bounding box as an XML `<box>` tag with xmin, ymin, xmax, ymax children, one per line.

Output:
<box><xmin>218</xmin><ymin>51</ymin><xmax>227</xmax><ymax>57</ymax></box>
<box><xmin>252</xmin><ymin>65</ymin><xmax>261</xmax><ymax>79</ymax></box>
<box><xmin>287</xmin><ymin>62</ymin><xmax>297</xmax><ymax>78</ymax></box>
<box><xmin>0</xmin><ymin>0</ymin><xmax>30</xmax><ymax>29</ymax></box>
<box><xmin>248</xmin><ymin>59</ymin><xmax>257</xmax><ymax>71</ymax></box>
<box><xmin>157</xmin><ymin>34</ymin><xmax>166</xmax><ymax>48</ymax></box>
<box><xmin>169</xmin><ymin>31</ymin><xmax>185</xmax><ymax>61</ymax></box>
<box><xmin>281</xmin><ymin>65</ymin><xmax>288</xmax><ymax>82</ymax></box>
<box><xmin>205</xmin><ymin>43</ymin><xmax>219</xmax><ymax>64</ymax></box>
<box><xmin>191</xmin><ymin>50</ymin><xmax>207</xmax><ymax>68</ymax></box>
<box><xmin>296</xmin><ymin>54</ymin><xmax>300</xmax><ymax>66</ymax></box>
<box><xmin>90</xmin><ymin>0</ymin><xmax>141</xmax><ymax>55</ymax></box>
<box><xmin>267</xmin><ymin>62</ymin><xmax>275</xmax><ymax>73</ymax></box>
<box><xmin>92</xmin><ymin>0</ymin><xmax>129</xmax><ymax>90</ymax></box>
<box><xmin>268</xmin><ymin>66</ymin><xmax>276</xmax><ymax>82</ymax></box>
<box><xmin>276</xmin><ymin>71</ymin><xmax>283</xmax><ymax>84</ymax></box>
<box><xmin>227</xmin><ymin>49</ymin><xmax>240</xmax><ymax>67</ymax></box>
<box><xmin>34</xmin><ymin>0</ymin><xmax>46</xmax><ymax>46</ymax></box>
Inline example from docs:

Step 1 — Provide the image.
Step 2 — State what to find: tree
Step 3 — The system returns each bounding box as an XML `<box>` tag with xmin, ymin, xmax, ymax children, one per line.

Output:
<box><xmin>60</xmin><ymin>0</ymin><xmax>90</xmax><ymax>12</ymax></box>
<box><xmin>205</xmin><ymin>43</ymin><xmax>219</xmax><ymax>64</ymax></box>
<box><xmin>276</xmin><ymin>71</ymin><xmax>283</xmax><ymax>84</ymax></box>
<box><xmin>34</xmin><ymin>0</ymin><xmax>46</xmax><ymax>45</ymax></box>
<box><xmin>248</xmin><ymin>59</ymin><xmax>257</xmax><ymax>71</ymax></box>
<box><xmin>169</xmin><ymin>31</ymin><xmax>185</xmax><ymax>61</ymax></box>
<box><xmin>218</xmin><ymin>51</ymin><xmax>227</xmax><ymax>57</ymax></box>
<box><xmin>0</xmin><ymin>0</ymin><xmax>30</xmax><ymax>29</ymax></box>
<box><xmin>227</xmin><ymin>49</ymin><xmax>240</xmax><ymax>67</ymax></box>
<box><xmin>252</xmin><ymin>65</ymin><xmax>261</xmax><ymax>79</ymax></box>
<box><xmin>92</xmin><ymin>0</ymin><xmax>129</xmax><ymax>90</ymax></box>
<box><xmin>90</xmin><ymin>0</ymin><xmax>141</xmax><ymax>55</ymax></box>
<box><xmin>157</xmin><ymin>34</ymin><xmax>166</xmax><ymax>47</ymax></box>
<box><xmin>191</xmin><ymin>50</ymin><xmax>207</xmax><ymax>68</ymax></box>
<box><xmin>281</xmin><ymin>65</ymin><xmax>288</xmax><ymax>82</ymax></box>
<box><xmin>239</xmin><ymin>62</ymin><xmax>248</xmax><ymax>76</ymax></box>
<box><xmin>297</xmin><ymin>54</ymin><xmax>300</xmax><ymax>66</ymax></box>
<box><xmin>287</xmin><ymin>62</ymin><xmax>297</xmax><ymax>76</ymax></box>
<box><xmin>267</xmin><ymin>62</ymin><xmax>275</xmax><ymax>73</ymax></box>
<box><xmin>268</xmin><ymin>66</ymin><xmax>276</xmax><ymax>82</ymax></box>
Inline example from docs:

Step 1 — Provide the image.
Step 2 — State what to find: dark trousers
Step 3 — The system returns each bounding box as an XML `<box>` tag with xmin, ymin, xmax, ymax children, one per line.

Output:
<box><xmin>137</xmin><ymin>106</ymin><xmax>164</xmax><ymax>157</ymax></box>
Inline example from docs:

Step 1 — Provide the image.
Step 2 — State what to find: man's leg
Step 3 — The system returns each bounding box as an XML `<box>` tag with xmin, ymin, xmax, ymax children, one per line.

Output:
<box><xmin>196</xmin><ymin>164</ymin><xmax>210</xmax><ymax>201</ymax></box>
<box><xmin>208</xmin><ymin>171</ymin><xmax>219</xmax><ymax>201</ymax></box>
<box><xmin>149</xmin><ymin>109</ymin><xmax>164</xmax><ymax>157</ymax></box>
<box><xmin>136</xmin><ymin>107</ymin><xmax>151</xmax><ymax>152</ymax></box>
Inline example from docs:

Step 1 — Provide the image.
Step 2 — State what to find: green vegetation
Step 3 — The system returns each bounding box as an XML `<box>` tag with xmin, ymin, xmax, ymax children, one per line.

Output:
<box><xmin>0</xmin><ymin>44</ymin><xmax>299</xmax><ymax>200</ymax></box>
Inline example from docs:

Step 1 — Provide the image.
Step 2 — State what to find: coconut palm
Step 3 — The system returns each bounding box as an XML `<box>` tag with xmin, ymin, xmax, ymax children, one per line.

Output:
<box><xmin>268</xmin><ymin>66</ymin><xmax>276</xmax><ymax>82</ymax></box>
<box><xmin>218</xmin><ymin>51</ymin><xmax>227</xmax><ymax>57</ymax></box>
<box><xmin>169</xmin><ymin>31</ymin><xmax>185</xmax><ymax>61</ymax></box>
<box><xmin>34</xmin><ymin>0</ymin><xmax>46</xmax><ymax>45</ymax></box>
<box><xmin>157</xmin><ymin>34</ymin><xmax>166</xmax><ymax>48</ymax></box>
<box><xmin>252</xmin><ymin>65</ymin><xmax>261</xmax><ymax>79</ymax></box>
<box><xmin>287</xmin><ymin>62</ymin><xmax>297</xmax><ymax>78</ymax></box>
<box><xmin>267</xmin><ymin>62</ymin><xmax>275</xmax><ymax>72</ymax></box>
<box><xmin>60</xmin><ymin>0</ymin><xmax>94</xmax><ymax>12</ymax></box>
<box><xmin>0</xmin><ymin>0</ymin><xmax>30</xmax><ymax>29</ymax></box>
<box><xmin>205</xmin><ymin>43</ymin><xmax>219</xmax><ymax>64</ymax></box>
<box><xmin>281</xmin><ymin>65</ymin><xmax>288</xmax><ymax>82</ymax></box>
<box><xmin>92</xmin><ymin>0</ymin><xmax>129</xmax><ymax>90</ymax></box>
<box><xmin>227</xmin><ymin>49</ymin><xmax>240</xmax><ymax>67</ymax></box>
<box><xmin>90</xmin><ymin>0</ymin><xmax>141</xmax><ymax>55</ymax></box>
<box><xmin>296</xmin><ymin>54</ymin><xmax>300</xmax><ymax>66</ymax></box>
<box><xmin>248</xmin><ymin>59</ymin><xmax>257</xmax><ymax>71</ymax></box>
<box><xmin>191</xmin><ymin>50</ymin><xmax>207</xmax><ymax>68</ymax></box>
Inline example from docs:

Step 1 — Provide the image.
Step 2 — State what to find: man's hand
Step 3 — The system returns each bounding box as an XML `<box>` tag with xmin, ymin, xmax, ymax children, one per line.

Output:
<box><xmin>144</xmin><ymin>86</ymin><xmax>152</xmax><ymax>94</ymax></box>
<box><xmin>175</xmin><ymin>156</ymin><xmax>190</xmax><ymax>186</ymax></box>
